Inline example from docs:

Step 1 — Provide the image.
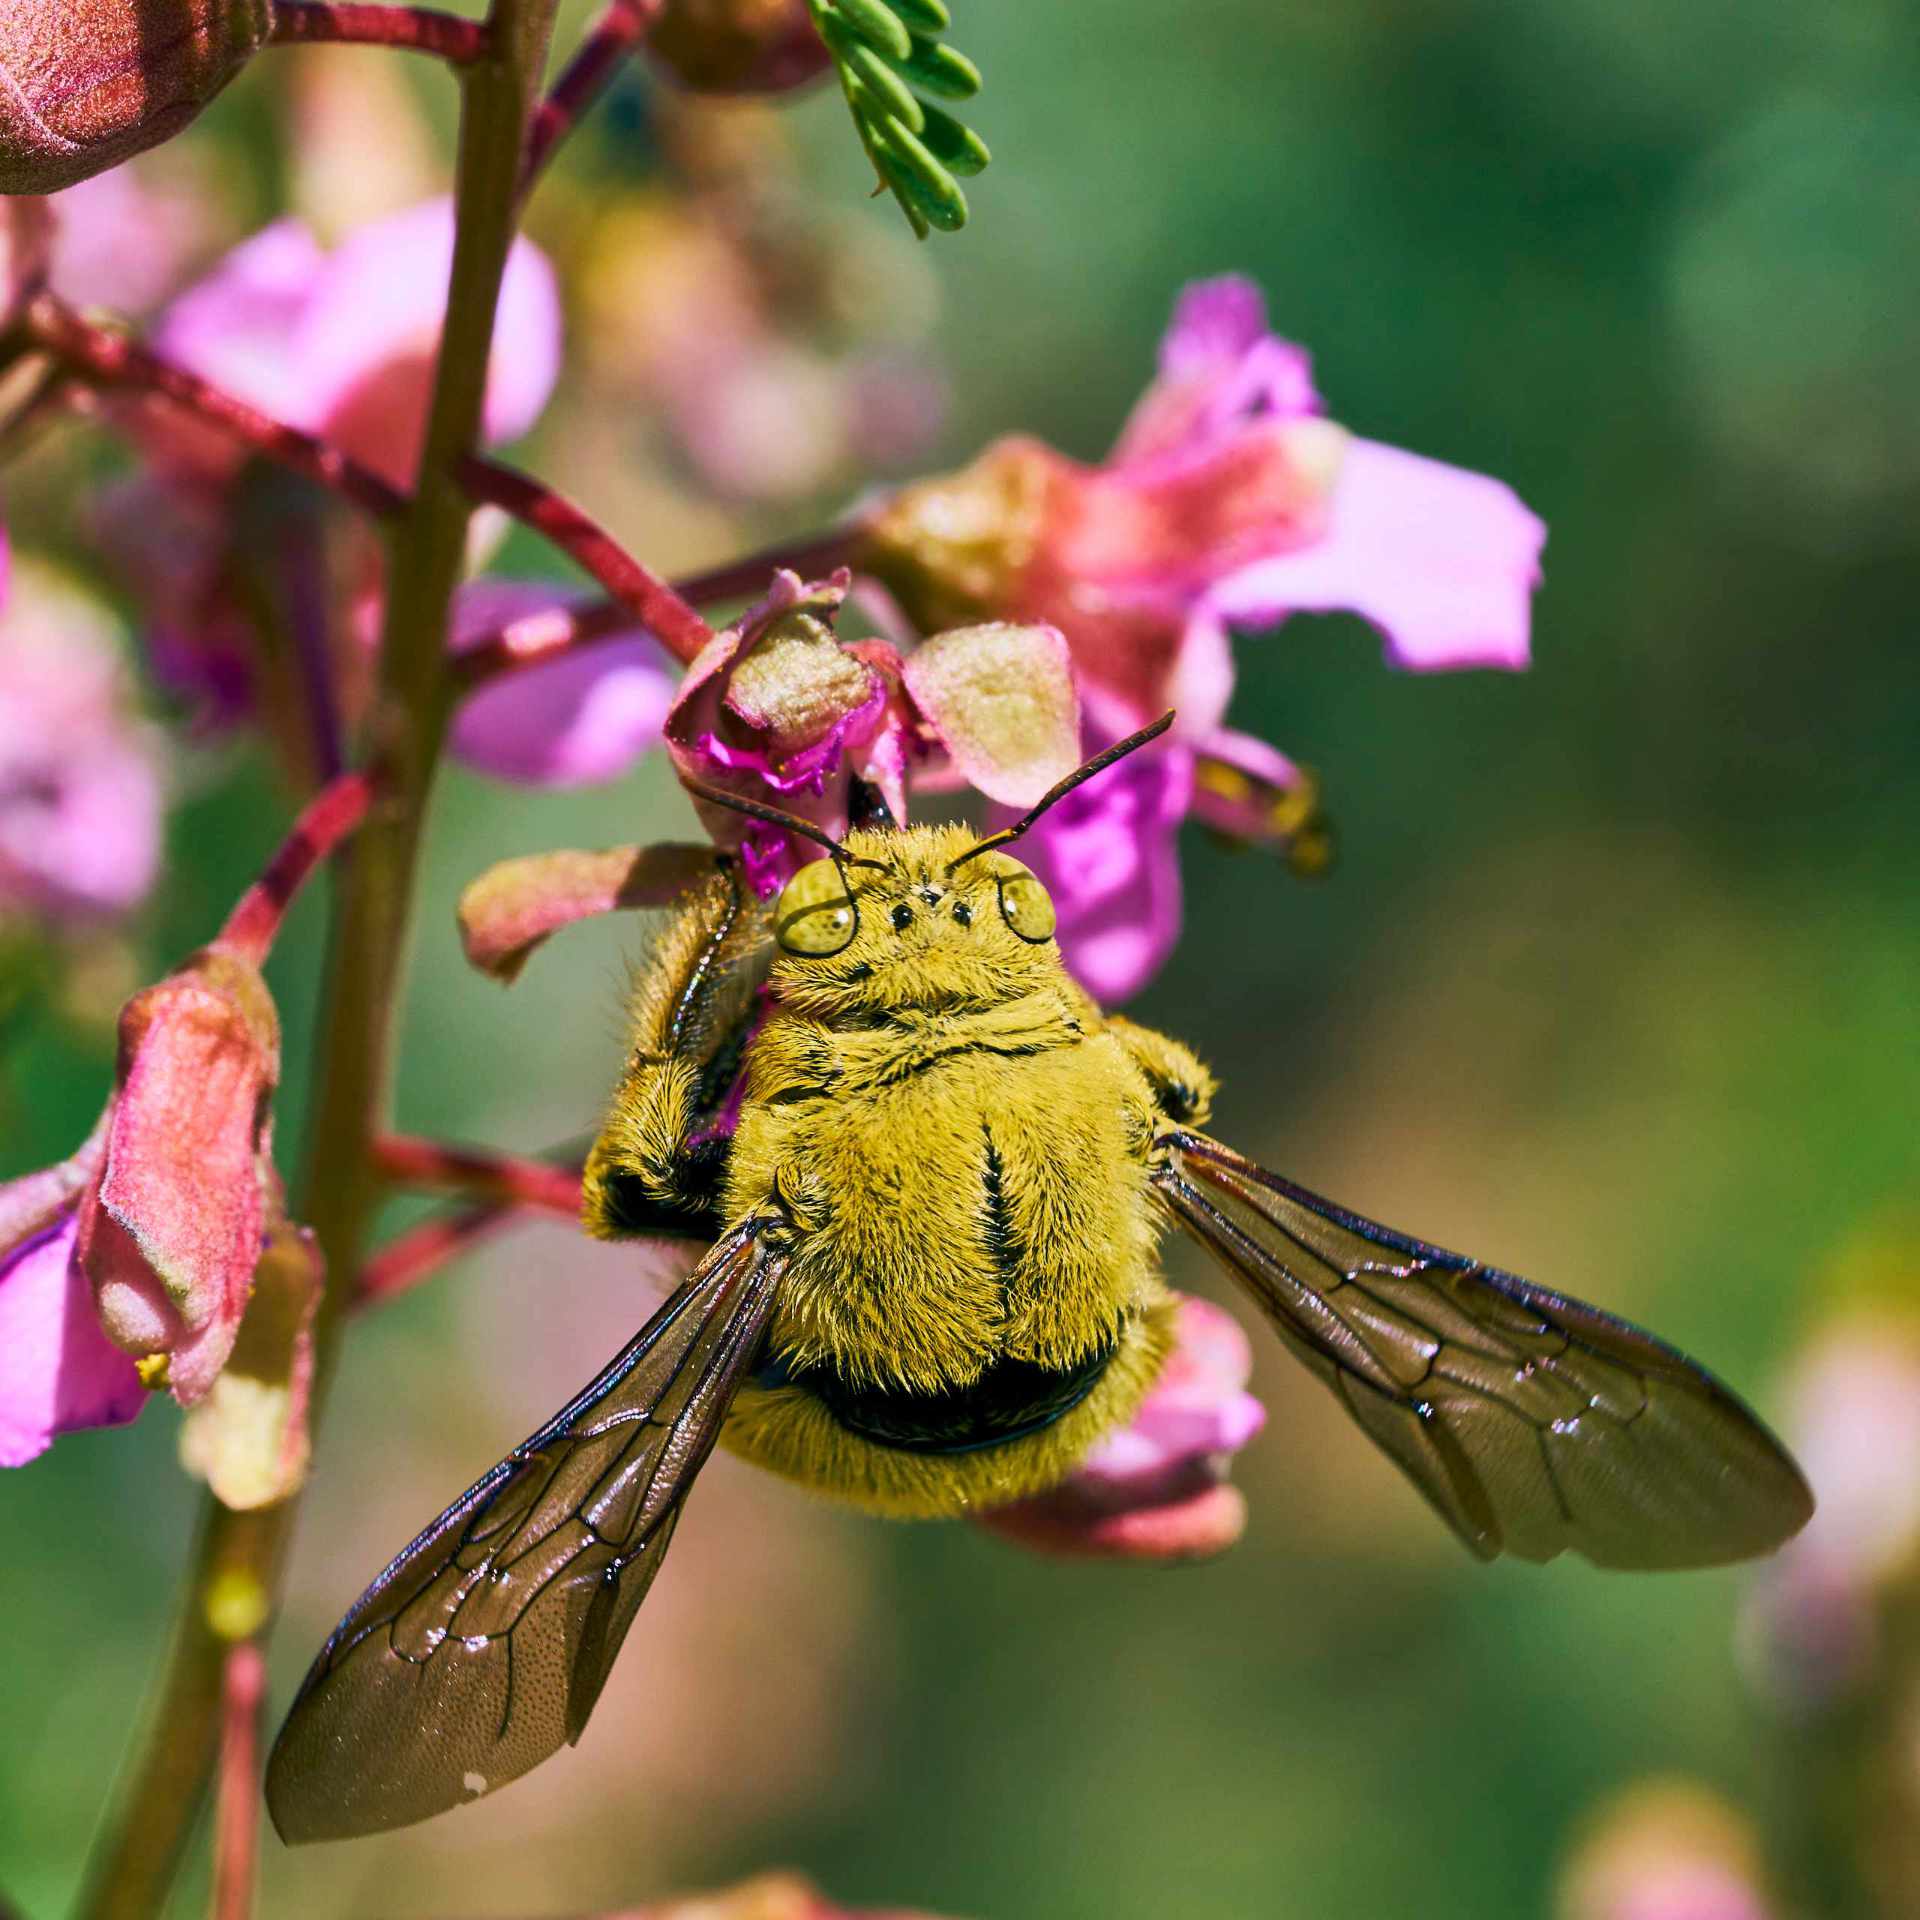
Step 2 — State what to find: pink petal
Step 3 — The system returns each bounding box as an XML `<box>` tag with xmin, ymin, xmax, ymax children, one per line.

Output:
<box><xmin>899</xmin><ymin>622</ymin><xmax>1081</xmax><ymax>808</ymax></box>
<box><xmin>296</xmin><ymin>199</ymin><xmax>562</xmax><ymax>489</ymax></box>
<box><xmin>1112</xmin><ymin>275</ymin><xmax>1320</xmax><ymax>465</ymax></box>
<box><xmin>458</xmin><ymin>844</ymin><xmax>723</xmax><ymax>983</ymax></box>
<box><xmin>151</xmin><ymin>219</ymin><xmax>327</xmax><ymax>431</ymax></box>
<box><xmin>0</xmin><ymin>1210</ymin><xmax>145</xmax><ymax>1467</ymax></box>
<box><xmin>81</xmin><ymin>959</ymin><xmax>279</xmax><ymax>1405</ymax></box>
<box><xmin>1014</xmin><ymin>740</ymin><xmax>1192</xmax><ymax>1004</ymax></box>
<box><xmin>449</xmin><ymin>582</ymin><xmax>675</xmax><ymax>787</ymax></box>
<box><xmin>1211</xmin><ymin>437</ymin><xmax>1545</xmax><ymax>672</ymax></box>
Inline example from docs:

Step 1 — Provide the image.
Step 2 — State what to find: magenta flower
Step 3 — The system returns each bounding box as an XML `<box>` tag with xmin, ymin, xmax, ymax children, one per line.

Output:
<box><xmin>149</xmin><ymin>200</ymin><xmax>561</xmax><ymax>491</ymax></box>
<box><xmin>667</xmin><ymin>570</ymin><xmax>1080</xmax><ymax>893</ymax></box>
<box><xmin>860</xmin><ymin>274</ymin><xmax>1546</xmax><ymax>999</ymax></box>
<box><xmin>99</xmin><ymin>201</ymin><xmax>561</xmax><ymax>744</ymax></box>
<box><xmin>978</xmin><ymin>1294</ymin><xmax>1266</xmax><ymax>1561</ymax></box>
<box><xmin>448</xmin><ymin>580</ymin><xmax>677</xmax><ymax>788</ymax></box>
<box><xmin>0</xmin><ymin>1126</ymin><xmax>144</xmax><ymax>1467</ymax></box>
<box><xmin>0</xmin><ymin>538</ymin><xmax>164</xmax><ymax>926</ymax></box>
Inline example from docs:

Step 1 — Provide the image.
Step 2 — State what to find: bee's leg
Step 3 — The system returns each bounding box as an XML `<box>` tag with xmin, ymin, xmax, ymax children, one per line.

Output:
<box><xmin>1103</xmin><ymin>1015</ymin><xmax>1218</xmax><ymax>1129</ymax></box>
<box><xmin>584</xmin><ymin>863</ymin><xmax>771</xmax><ymax>1242</ymax></box>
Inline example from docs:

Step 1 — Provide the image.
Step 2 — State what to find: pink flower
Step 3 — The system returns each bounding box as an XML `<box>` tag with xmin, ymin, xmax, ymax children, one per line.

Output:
<box><xmin>0</xmin><ymin>539</ymin><xmax>164</xmax><ymax>926</ymax></box>
<box><xmin>448</xmin><ymin>580</ymin><xmax>677</xmax><ymax>788</ymax></box>
<box><xmin>978</xmin><ymin>1295</ymin><xmax>1266</xmax><ymax>1561</ymax></box>
<box><xmin>667</xmin><ymin>570</ymin><xmax>1080</xmax><ymax>893</ymax></box>
<box><xmin>150</xmin><ymin>201</ymin><xmax>561</xmax><ymax>491</ymax></box>
<box><xmin>1558</xmin><ymin>1782</ymin><xmax>1776</xmax><ymax>1920</ymax></box>
<box><xmin>100</xmin><ymin>201</ymin><xmax>561</xmax><ymax>746</ymax></box>
<box><xmin>860</xmin><ymin>275</ymin><xmax>1545</xmax><ymax>999</ymax></box>
<box><xmin>2</xmin><ymin>775</ymin><xmax>366</xmax><ymax>1486</ymax></box>
<box><xmin>0</xmin><ymin>1125</ymin><xmax>144</xmax><ymax>1467</ymax></box>
<box><xmin>79</xmin><ymin>945</ymin><xmax>282</xmax><ymax>1406</ymax></box>
<box><xmin>1740</xmin><ymin>1313</ymin><xmax>1920</xmax><ymax>1710</ymax></box>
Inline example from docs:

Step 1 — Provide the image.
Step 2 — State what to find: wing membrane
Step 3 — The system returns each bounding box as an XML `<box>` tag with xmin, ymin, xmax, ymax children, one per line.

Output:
<box><xmin>265</xmin><ymin>1217</ymin><xmax>783</xmax><ymax>1844</ymax></box>
<box><xmin>1154</xmin><ymin>1130</ymin><xmax>1811</xmax><ymax>1569</ymax></box>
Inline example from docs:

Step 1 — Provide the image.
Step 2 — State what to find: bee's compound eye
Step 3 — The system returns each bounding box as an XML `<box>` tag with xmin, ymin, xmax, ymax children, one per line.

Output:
<box><xmin>995</xmin><ymin>866</ymin><xmax>1056</xmax><ymax>943</ymax></box>
<box><xmin>773</xmin><ymin>858</ymin><xmax>858</xmax><ymax>957</ymax></box>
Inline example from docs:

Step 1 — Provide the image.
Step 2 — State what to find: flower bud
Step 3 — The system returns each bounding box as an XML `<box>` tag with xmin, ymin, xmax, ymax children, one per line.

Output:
<box><xmin>79</xmin><ymin>944</ymin><xmax>280</xmax><ymax>1405</ymax></box>
<box><xmin>647</xmin><ymin>0</ymin><xmax>830</xmax><ymax>94</ymax></box>
<box><xmin>0</xmin><ymin>0</ymin><xmax>275</xmax><ymax>195</ymax></box>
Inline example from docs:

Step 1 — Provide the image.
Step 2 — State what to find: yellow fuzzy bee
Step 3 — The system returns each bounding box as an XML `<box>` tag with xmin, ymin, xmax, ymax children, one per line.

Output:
<box><xmin>266</xmin><ymin>717</ymin><xmax>1813</xmax><ymax>1844</ymax></box>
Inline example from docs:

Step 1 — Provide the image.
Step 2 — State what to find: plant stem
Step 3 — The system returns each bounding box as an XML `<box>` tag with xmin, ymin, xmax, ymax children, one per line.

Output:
<box><xmin>458</xmin><ymin>453</ymin><xmax>715</xmax><ymax>664</ymax></box>
<box><xmin>23</xmin><ymin>295</ymin><xmax>405</xmax><ymax>520</ymax></box>
<box><xmin>449</xmin><ymin>592</ymin><xmax>639</xmax><ymax>689</ymax></box>
<box><xmin>269</xmin><ymin>1</ymin><xmax>491</xmax><ymax>61</ymax></box>
<box><xmin>356</xmin><ymin>1200</ymin><xmax>522</xmax><ymax>1307</ymax></box>
<box><xmin>69</xmin><ymin>4</ymin><xmax>561</xmax><ymax>1914</ymax></box>
<box><xmin>208</xmin><ymin>1646</ymin><xmax>266</xmax><ymax>1920</ymax></box>
<box><xmin>216</xmin><ymin>771</ymin><xmax>374</xmax><ymax>967</ymax></box>
<box><xmin>372</xmin><ymin>1133</ymin><xmax>583</xmax><ymax>1214</ymax></box>
<box><xmin>522</xmin><ymin>0</ymin><xmax>661</xmax><ymax>193</ymax></box>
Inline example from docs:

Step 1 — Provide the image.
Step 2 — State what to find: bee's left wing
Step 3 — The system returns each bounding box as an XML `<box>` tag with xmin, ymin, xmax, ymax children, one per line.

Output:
<box><xmin>1153</xmin><ymin>1129</ymin><xmax>1812</xmax><ymax>1569</ymax></box>
<box><xmin>265</xmin><ymin>1216</ymin><xmax>783</xmax><ymax>1844</ymax></box>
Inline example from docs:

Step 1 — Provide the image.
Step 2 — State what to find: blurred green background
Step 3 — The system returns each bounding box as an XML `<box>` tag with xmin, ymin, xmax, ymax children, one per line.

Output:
<box><xmin>5</xmin><ymin>0</ymin><xmax>1920</xmax><ymax>1914</ymax></box>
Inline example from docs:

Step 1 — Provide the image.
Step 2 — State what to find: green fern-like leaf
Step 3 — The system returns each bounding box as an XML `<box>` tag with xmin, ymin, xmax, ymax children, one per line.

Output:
<box><xmin>807</xmin><ymin>0</ymin><xmax>991</xmax><ymax>238</ymax></box>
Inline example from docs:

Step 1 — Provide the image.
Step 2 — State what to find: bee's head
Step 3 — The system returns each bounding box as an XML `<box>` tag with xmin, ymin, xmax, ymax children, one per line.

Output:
<box><xmin>765</xmin><ymin>828</ymin><xmax>1064</xmax><ymax>1015</ymax></box>
<box><xmin>681</xmin><ymin>713</ymin><xmax>1173</xmax><ymax>1016</ymax></box>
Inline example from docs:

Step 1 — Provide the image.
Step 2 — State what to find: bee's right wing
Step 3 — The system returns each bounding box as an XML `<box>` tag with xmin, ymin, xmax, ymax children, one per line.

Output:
<box><xmin>265</xmin><ymin>1215</ymin><xmax>784</xmax><ymax>1845</ymax></box>
<box><xmin>1154</xmin><ymin>1129</ymin><xmax>1812</xmax><ymax>1570</ymax></box>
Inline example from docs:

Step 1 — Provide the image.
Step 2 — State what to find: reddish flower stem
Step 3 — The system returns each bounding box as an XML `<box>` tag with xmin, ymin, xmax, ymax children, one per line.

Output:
<box><xmin>372</xmin><ymin>1133</ymin><xmax>584</xmax><ymax>1215</ymax></box>
<box><xmin>21</xmin><ymin>294</ymin><xmax>406</xmax><ymax>521</ymax></box>
<box><xmin>522</xmin><ymin>0</ymin><xmax>663</xmax><ymax>192</ymax></box>
<box><xmin>216</xmin><ymin>771</ymin><xmax>376</xmax><ymax>967</ymax></box>
<box><xmin>673</xmin><ymin>525</ymin><xmax>864</xmax><ymax>607</ymax></box>
<box><xmin>356</xmin><ymin>1202</ymin><xmax>521</xmax><ymax>1308</ymax></box>
<box><xmin>268</xmin><ymin>1</ymin><xmax>490</xmax><ymax>60</ymax></box>
<box><xmin>208</xmin><ymin>1644</ymin><xmax>265</xmax><ymax>1920</ymax></box>
<box><xmin>449</xmin><ymin>593</ymin><xmax>639</xmax><ymax>690</ymax></box>
<box><xmin>457</xmin><ymin>453</ymin><xmax>715</xmax><ymax>664</ymax></box>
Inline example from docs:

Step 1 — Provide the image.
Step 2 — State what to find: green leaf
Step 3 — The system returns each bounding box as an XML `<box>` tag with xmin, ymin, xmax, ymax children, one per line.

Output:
<box><xmin>820</xmin><ymin>17</ymin><xmax>927</xmax><ymax>132</ymax></box>
<box><xmin>823</xmin><ymin>0</ymin><xmax>914</xmax><ymax>61</ymax></box>
<box><xmin>919</xmin><ymin>102</ymin><xmax>990</xmax><ymax>177</ymax></box>
<box><xmin>870</xmin><ymin>117</ymin><xmax>970</xmax><ymax>232</ymax></box>
<box><xmin>888</xmin><ymin>37</ymin><xmax>981</xmax><ymax>100</ymax></box>
<box><xmin>884</xmin><ymin>0</ymin><xmax>951</xmax><ymax>31</ymax></box>
<box><xmin>808</xmin><ymin>0</ymin><xmax>987</xmax><ymax>237</ymax></box>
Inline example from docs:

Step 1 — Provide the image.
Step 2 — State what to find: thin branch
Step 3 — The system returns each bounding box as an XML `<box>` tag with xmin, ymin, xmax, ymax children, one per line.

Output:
<box><xmin>522</xmin><ymin>0</ymin><xmax>663</xmax><ymax>192</ymax></box>
<box><xmin>22</xmin><ymin>294</ymin><xmax>406</xmax><ymax>520</ymax></box>
<box><xmin>373</xmin><ymin>1134</ymin><xmax>584</xmax><ymax>1215</ymax></box>
<box><xmin>457</xmin><ymin>453</ymin><xmax>716</xmax><ymax>664</ymax></box>
<box><xmin>208</xmin><ymin>1645</ymin><xmax>265</xmax><ymax>1920</ymax></box>
<box><xmin>217</xmin><ymin>771</ymin><xmax>376</xmax><ymax>967</ymax></box>
<box><xmin>449</xmin><ymin>592</ymin><xmax>638</xmax><ymax>690</ymax></box>
<box><xmin>356</xmin><ymin>1201</ymin><xmax>521</xmax><ymax>1308</ymax></box>
<box><xmin>673</xmin><ymin>525</ymin><xmax>864</xmax><ymax>607</ymax></box>
<box><xmin>269</xmin><ymin>1</ymin><xmax>490</xmax><ymax>60</ymax></box>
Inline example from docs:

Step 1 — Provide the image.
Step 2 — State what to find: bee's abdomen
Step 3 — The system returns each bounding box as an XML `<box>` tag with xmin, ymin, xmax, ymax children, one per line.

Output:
<box><xmin>766</xmin><ymin>1340</ymin><xmax>1116</xmax><ymax>1454</ymax></box>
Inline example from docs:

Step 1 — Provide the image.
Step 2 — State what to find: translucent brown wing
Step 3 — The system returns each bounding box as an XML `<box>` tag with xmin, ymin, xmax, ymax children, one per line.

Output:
<box><xmin>1154</xmin><ymin>1130</ymin><xmax>1812</xmax><ymax>1569</ymax></box>
<box><xmin>265</xmin><ymin>1217</ymin><xmax>783</xmax><ymax>1844</ymax></box>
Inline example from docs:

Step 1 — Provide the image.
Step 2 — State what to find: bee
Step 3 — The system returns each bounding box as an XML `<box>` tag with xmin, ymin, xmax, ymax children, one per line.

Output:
<box><xmin>265</xmin><ymin>715</ymin><xmax>1814</xmax><ymax>1843</ymax></box>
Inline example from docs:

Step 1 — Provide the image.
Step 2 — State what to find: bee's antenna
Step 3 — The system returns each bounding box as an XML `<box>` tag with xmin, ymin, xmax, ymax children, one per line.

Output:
<box><xmin>680</xmin><ymin>776</ymin><xmax>890</xmax><ymax>873</ymax></box>
<box><xmin>946</xmin><ymin>711</ymin><xmax>1176</xmax><ymax>873</ymax></box>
